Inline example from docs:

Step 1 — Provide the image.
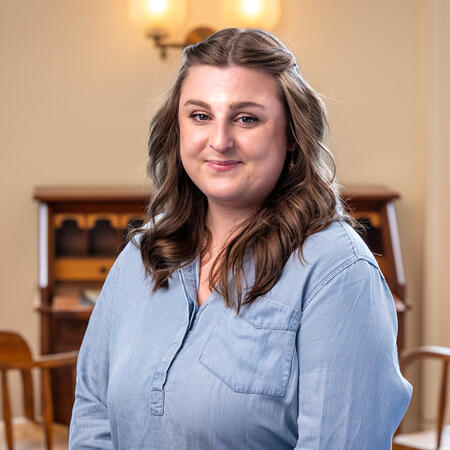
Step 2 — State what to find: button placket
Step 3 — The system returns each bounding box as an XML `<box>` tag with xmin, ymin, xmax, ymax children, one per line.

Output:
<box><xmin>149</xmin><ymin>263</ymin><xmax>199</xmax><ymax>416</ymax></box>
<box><xmin>150</xmin><ymin>323</ymin><xmax>189</xmax><ymax>415</ymax></box>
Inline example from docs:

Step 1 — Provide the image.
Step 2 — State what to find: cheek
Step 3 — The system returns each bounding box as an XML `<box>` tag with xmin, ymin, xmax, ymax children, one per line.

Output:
<box><xmin>179</xmin><ymin>126</ymin><xmax>198</xmax><ymax>169</ymax></box>
<box><xmin>178</xmin><ymin>121</ymin><xmax>189</xmax><ymax>154</ymax></box>
<box><xmin>180</xmin><ymin>118</ymin><xmax>207</xmax><ymax>143</ymax></box>
<box><xmin>179</xmin><ymin>129</ymin><xmax>202</xmax><ymax>183</ymax></box>
<box><xmin>243</xmin><ymin>126</ymin><xmax>287</xmax><ymax>165</ymax></box>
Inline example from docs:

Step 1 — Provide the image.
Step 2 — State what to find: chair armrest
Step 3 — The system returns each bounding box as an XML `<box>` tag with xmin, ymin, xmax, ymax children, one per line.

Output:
<box><xmin>0</xmin><ymin>351</ymin><xmax>78</xmax><ymax>370</ymax></box>
<box><xmin>34</xmin><ymin>351</ymin><xmax>79</xmax><ymax>368</ymax></box>
<box><xmin>400</xmin><ymin>346</ymin><xmax>450</xmax><ymax>371</ymax></box>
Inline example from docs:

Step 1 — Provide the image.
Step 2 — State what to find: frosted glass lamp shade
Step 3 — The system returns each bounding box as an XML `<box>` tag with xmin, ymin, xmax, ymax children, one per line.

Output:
<box><xmin>129</xmin><ymin>0</ymin><xmax>187</xmax><ymax>36</ymax></box>
<box><xmin>221</xmin><ymin>0</ymin><xmax>281</xmax><ymax>30</ymax></box>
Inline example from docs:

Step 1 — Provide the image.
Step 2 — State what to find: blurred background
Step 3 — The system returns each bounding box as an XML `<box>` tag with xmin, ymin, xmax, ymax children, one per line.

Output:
<box><xmin>0</xmin><ymin>0</ymin><xmax>449</xmax><ymax>447</ymax></box>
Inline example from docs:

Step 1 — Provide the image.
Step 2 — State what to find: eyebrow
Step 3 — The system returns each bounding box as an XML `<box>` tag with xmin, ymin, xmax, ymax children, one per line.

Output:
<box><xmin>183</xmin><ymin>99</ymin><xmax>266</xmax><ymax>110</ymax></box>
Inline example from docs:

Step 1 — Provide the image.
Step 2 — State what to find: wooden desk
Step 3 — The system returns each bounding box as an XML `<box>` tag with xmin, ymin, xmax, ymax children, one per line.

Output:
<box><xmin>33</xmin><ymin>185</ymin><xmax>409</xmax><ymax>424</ymax></box>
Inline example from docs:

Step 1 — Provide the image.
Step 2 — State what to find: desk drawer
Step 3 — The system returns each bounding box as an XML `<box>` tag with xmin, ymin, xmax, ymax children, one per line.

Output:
<box><xmin>54</xmin><ymin>258</ymin><xmax>114</xmax><ymax>281</ymax></box>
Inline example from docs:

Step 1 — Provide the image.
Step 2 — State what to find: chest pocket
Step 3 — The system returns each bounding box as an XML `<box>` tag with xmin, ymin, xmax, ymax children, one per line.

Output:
<box><xmin>199</xmin><ymin>297</ymin><xmax>301</xmax><ymax>397</ymax></box>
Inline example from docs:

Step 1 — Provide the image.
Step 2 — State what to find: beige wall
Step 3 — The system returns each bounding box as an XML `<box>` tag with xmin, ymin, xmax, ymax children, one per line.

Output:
<box><xmin>1</xmin><ymin>0</ymin><xmax>448</xmax><ymax>429</ymax></box>
<box><xmin>422</xmin><ymin>0</ymin><xmax>450</xmax><ymax>427</ymax></box>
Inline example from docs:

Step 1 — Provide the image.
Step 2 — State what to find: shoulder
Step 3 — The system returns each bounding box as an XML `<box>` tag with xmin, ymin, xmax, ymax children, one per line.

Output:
<box><xmin>302</xmin><ymin>220</ymin><xmax>377</xmax><ymax>268</ymax></box>
<box><xmin>116</xmin><ymin>216</ymin><xmax>158</xmax><ymax>269</ymax></box>
<box><xmin>109</xmin><ymin>231</ymin><xmax>147</xmax><ymax>283</ymax></box>
<box><xmin>272</xmin><ymin>220</ymin><xmax>382</xmax><ymax>311</ymax></box>
<box><xmin>113</xmin><ymin>214</ymin><xmax>171</xmax><ymax>282</ymax></box>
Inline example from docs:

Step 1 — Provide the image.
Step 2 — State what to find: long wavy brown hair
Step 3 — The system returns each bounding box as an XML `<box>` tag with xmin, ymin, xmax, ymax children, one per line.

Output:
<box><xmin>129</xmin><ymin>28</ymin><xmax>354</xmax><ymax>314</ymax></box>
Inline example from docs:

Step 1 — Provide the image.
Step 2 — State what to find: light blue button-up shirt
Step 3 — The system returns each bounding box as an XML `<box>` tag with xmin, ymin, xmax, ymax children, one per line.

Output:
<box><xmin>69</xmin><ymin>220</ymin><xmax>412</xmax><ymax>449</ymax></box>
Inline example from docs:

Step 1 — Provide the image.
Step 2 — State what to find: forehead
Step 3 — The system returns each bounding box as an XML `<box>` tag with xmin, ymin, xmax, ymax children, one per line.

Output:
<box><xmin>179</xmin><ymin>65</ymin><xmax>282</xmax><ymax>107</ymax></box>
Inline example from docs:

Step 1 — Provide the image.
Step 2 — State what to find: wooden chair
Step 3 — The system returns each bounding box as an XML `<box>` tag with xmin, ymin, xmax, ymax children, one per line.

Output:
<box><xmin>393</xmin><ymin>345</ymin><xmax>450</xmax><ymax>450</ymax></box>
<box><xmin>0</xmin><ymin>331</ymin><xmax>78</xmax><ymax>450</ymax></box>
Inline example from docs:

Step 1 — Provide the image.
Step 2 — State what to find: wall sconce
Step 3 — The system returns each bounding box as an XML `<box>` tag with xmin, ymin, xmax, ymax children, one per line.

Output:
<box><xmin>129</xmin><ymin>0</ymin><xmax>281</xmax><ymax>59</ymax></box>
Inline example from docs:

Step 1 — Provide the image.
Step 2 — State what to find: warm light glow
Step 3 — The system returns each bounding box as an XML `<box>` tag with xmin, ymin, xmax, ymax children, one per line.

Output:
<box><xmin>221</xmin><ymin>0</ymin><xmax>281</xmax><ymax>30</ymax></box>
<box><xmin>242</xmin><ymin>0</ymin><xmax>262</xmax><ymax>16</ymax></box>
<box><xmin>146</xmin><ymin>0</ymin><xmax>167</xmax><ymax>15</ymax></box>
<box><xmin>129</xmin><ymin>0</ymin><xmax>187</xmax><ymax>36</ymax></box>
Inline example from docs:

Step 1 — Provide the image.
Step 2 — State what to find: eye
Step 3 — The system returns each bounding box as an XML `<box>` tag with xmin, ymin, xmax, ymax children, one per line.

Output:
<box><xmin>189</xmin><ymin>112</ymin><xmax>210</xmax><ymax>122</ymax></box>
<box><xmin>236</xmin><ymin>115</ymin><xmax>258</xmax><ymax>124</ymax></box>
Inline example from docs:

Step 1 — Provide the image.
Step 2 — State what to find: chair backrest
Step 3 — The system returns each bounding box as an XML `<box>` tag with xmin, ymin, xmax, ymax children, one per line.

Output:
<box><xmin>0</xmin><ymin>330</ymin><xmax>78</xmax><ymax>450</ymax></box>
<box><xmin>400</xmin><ymin>346</ymin><xmax>450</xmax><ymax>449</ymax></box>
<box><xmin>0</xmin><ymin>331</ymin><xmax>36</xmax><ymax>421</ymax></box>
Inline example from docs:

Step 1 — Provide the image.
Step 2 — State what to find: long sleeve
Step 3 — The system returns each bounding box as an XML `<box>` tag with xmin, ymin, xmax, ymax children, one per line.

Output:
<box><xmin>69</xmin><ymin>258</ymin><xmax>120</xmax><ymax>449</ymax></box>
<box><xmin>295</xmin><ymin>258</ymin><xmax>412</xmax><ymax>449</ymax></box>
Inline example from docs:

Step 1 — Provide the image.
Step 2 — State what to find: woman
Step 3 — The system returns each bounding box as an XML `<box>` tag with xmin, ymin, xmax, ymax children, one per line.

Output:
<box><xmin>69</xmin><ymin>28</ymin><xmax>412</xmax><ymax>449</ymax></box>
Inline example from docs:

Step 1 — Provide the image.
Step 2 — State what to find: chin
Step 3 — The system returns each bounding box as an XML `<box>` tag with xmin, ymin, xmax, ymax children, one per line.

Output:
<box><xmin>207</xmin><ymin>192</ymin><xmax>246</xmax><ymax>205</ymax></box>
<box><xmin>204</xmin><ymin>186</ymin><xmax>241</xmax><ymax>199</ymax></box>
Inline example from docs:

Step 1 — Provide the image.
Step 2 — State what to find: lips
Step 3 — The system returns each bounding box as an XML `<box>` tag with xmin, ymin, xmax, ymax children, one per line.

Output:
<box><xmin>206</xmin><ymin>160</ymin><xmax>241</xmax><ymax>171</ymax></box>
<box><xmin>207</xmin><ymin>160</ymin><xmax>240</xmax><ymax>165</ymax></box>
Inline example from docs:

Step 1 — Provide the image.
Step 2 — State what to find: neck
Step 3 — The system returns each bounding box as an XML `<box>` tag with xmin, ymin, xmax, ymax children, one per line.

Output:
<box><xmin>206</xmin><ymin>202</ymin><xmax>254</xmax><ymax>253</ymax></box>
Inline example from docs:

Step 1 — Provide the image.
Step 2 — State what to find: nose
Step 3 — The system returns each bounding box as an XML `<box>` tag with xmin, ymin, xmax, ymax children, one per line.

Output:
<box><xmin>209</xmin><ymin>120</ymin><xmax>234</xmax><ymax>152</ymax></box>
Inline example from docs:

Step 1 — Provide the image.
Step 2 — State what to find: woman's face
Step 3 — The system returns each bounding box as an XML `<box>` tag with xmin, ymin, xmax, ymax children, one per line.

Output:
<box><xmin>178</xmin><ymin>65</ymin><xmax>289</xmax><ymax>213</ymax></box>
